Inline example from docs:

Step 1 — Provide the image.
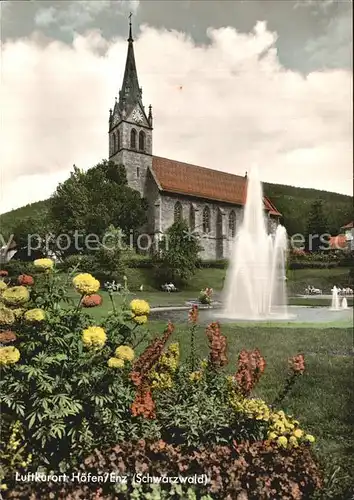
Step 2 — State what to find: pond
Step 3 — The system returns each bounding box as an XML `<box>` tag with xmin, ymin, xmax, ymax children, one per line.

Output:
<box><xmin>150</xmin><ymin>305</ymin><xmax>353</xmax><ymax>327</ymax></box>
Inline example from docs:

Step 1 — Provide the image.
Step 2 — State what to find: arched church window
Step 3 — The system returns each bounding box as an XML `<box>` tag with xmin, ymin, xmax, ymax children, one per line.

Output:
<box><xmin>113</xmin><ymin>133</ymin><xmax>117</xmax><ymax>153</ymax></box>
<box><xmin>203</xmin><ymin>206</ymin><xmax>211</xmax><ymax>233</ymax></box>
<box><xmin>174</xmin><ymin>201</ymin><xmax>182</xmax><ymax>222</ymax></box>
<box><xmin>117</xmin><ymin>130</ymin><xmax>120</xmax><ymax>151</ymax></box>
<box><xmin>229</xmin><ymin>210</ymin><xmax>236</xmax><ymax>238</ymax></box>
<box><xmin>130</xmin><ymin>128</ymin><xmax>137</xmax><ymax>149</ymax></box>
<box><xmin>139</xmin><ymin>131</ymin><xmax>145</xmax><ymax>151</ymax></box>
<box><xmin>189</xmin><ymin>204</ymin><xmax>195</xmax><ymax>231</ymax></box>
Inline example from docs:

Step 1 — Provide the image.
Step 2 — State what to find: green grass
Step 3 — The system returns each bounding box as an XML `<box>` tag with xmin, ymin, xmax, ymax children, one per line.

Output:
<box><xmin>120</xmin><ymin>266</ymin><xmax>351</xmax><ymax>294</ymax></box>
<box><xmin>69</xmin><ymin>289</ymin><xmax>353</xmax><ymax>323</ymax></box>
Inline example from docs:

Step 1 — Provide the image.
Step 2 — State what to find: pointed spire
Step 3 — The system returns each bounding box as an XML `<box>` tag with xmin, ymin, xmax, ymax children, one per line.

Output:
<box><xmin>128</xmin><ymin>12</ymin><xmax>133</xmax><ymax>42</ymax></box>
<box><xmin>148</xmin><ymin>104</ymin><xmax>153</xmax><ymax>127</ymax></box>
<box><xmin>118</xmin><ymin>13</ymin><xmax>141</xmax><ymax>113</ymax></box>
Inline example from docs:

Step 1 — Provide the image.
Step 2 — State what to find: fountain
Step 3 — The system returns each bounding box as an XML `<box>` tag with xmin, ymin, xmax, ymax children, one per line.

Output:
<box><xmin>222</xmin><ymin>166</ymin><xmax>290</xmax><ymax>320</ymax></box>
<box><xmin>341</xmin><ymin>297</ymin><xmax>348</xmax><ymax>309</ymax></box>
<box><xmin>330</xmin><ymin>286</ymin><xmax>341</xmax><ymax>311</ymax></box>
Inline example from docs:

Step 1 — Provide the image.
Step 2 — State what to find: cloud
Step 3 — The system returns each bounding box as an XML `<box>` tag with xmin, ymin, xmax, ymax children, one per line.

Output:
<box><xmin>34</xmin><ymin>0</ymin><xmax>139</xmax><ymax>31</ymax></box>
<box><xmin>0</xmin><ymin>21</ymin><xmax>352</xmax><ymax>213</ymax></box>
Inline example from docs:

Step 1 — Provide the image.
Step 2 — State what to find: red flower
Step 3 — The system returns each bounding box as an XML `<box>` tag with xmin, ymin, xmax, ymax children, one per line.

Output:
<box><xmin>18</xmin><ymin>274</ymin><xmax>34</xmax><ymax>286</ymax></box>
<box><xmin>289</xmin><ymin>354</ymin><xmax>305</xmax><ymax>375</ymax></box>
<box><xmin>234</xmin><ymin>348</ymin><xmax>266</xmax><ymax>396</ymax></box>
<box><xmin>131</xmin><ymin>386</ymin><xmax>156</xmax><ymax>419</ymax></box>
<box><xmin>129</xmin><ymin>322</ymin><xmax>174</xmax><ymax>420</ymax></box>
<box><xmin>0</xmin><ymin>270</ymin><xmax>8</xmax><ymax>277</ymax></box>
<box><xmin>0</xmin><ymin>330</ymin><xmax>17</xmax><ymax>344</ymax></box>
<box><xmin>206</xmin><ymin>322</ymin><xmax>228</xmax><ymax>368</ymax></box>
<box><xmin>131</xmin><ymin>322</ymin><xmax>174</xmax><ymax>387</ymax></box>
<box><xmin>82</xmin><ymin>294</ymin><xmax>102</xmax><ymax>308</ymax></box>
<box><xmin>188</xmin><ymin>304</ymin><xmax>199</xmax><ymax>324</ymax></box>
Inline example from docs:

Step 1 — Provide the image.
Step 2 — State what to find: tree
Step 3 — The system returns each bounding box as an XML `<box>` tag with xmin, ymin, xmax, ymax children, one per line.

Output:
<box><xmin>155</xmin><ymin>220</ymin><xmax>202</xmax><ymax>285</ymax></box>
<box><xmin>49</xmin><ymin>161</ymin><xmax>147</xmax><ymax>255</ymax></box>
<box><xmin>11</xmin><ymin>212</ymin><xmax>55</xmax><ymax>261</ymax></box>
<box><xmin>305</xmin><ymin>199</ymin><xmax>330</xmax><ymax>252</ymax></box>
<box><xmin>91</xmin><ymin>225</ymin><xmax>126</xmax><ymax>283</ymax></box>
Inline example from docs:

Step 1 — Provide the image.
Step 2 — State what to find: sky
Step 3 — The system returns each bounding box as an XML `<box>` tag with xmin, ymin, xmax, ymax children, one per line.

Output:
<box><xmin>0</xmin><ymin>0</ymin><xmax>352</xmax><ymax>214</ymax></box>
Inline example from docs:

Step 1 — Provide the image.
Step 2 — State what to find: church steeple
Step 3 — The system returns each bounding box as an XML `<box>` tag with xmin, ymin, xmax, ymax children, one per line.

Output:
<box><xmin>118</xmin><ymin>13</ymin><xmax>142</xmax><ymax>115</ymax></box>
<box><xmin>108</xmin><ymin>13</ymin><xmax>153</xmax><ymax>197</ymax></box>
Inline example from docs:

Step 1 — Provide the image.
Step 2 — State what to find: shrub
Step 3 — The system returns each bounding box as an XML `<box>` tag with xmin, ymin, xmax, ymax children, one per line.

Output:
<box><xmin>198</xmin><ymin>259</ymin><xmax>229</xmax><ymax>269</ymax></box>
<box><xmin>59</xmin><ymin>254</ymin><xmax>95</xmax><ymax>273</ymax></box>
<box><xmin>0</xmin><ymin>263</ymin><xmax>153</xmax><ymax>477</ymax></box>
<box><xmin>154</xmin><ymin>220</ymin><xmax>202</xmax><ymax>286</ymax></box>
<box><xmin>5</xmin><ymin>440</ymin><xmax>322</xmax><ymax>499</ymax></box>
<box><xmin>2</xmin><ymin>261</ymin><xmax>35</xmax><ymax>279</ymax></box>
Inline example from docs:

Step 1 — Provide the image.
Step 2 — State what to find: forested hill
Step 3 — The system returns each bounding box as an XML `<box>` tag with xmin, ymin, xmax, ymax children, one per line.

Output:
<box><xmin>262</xmin><ymin>183</ymin><xmax>352</xmax><ymax>236</ymax></box>
<box><xmin>0</xmin><ymin>184</ymin><xmax>352</xmax><ymax>239</ymax></box>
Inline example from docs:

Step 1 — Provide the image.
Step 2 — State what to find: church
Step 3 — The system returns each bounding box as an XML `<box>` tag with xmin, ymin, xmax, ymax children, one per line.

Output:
<box><xmin>108</xmin><ymin>20</ymin><xmax>281</xmax><ymax>260</ymax></box>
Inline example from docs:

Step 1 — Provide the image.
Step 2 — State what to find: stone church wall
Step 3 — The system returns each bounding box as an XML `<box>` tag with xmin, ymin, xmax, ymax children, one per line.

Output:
<box><xmin>155</xmin><ymin>194</ymin><xmax>246</xmax><ymax>260</ymax></box>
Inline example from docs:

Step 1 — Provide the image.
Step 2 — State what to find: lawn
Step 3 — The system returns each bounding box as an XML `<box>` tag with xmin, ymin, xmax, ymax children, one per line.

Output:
<box><xmin>104</xmin><ymin>266</ymin><xmax>352</xmax><ymax>294</ymax></box>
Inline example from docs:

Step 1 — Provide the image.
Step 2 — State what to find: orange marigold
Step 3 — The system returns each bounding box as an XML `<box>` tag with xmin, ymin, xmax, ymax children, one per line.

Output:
<box><xmin>18</xmin><ymin>274</ymin><xmax>34</xmax><ymax>286</ymax></box>
<box><xmin>82</xmin><ymin>294</ymin><xmax>103</xmax><ymax>308</ymax></box>
<box><xmin>0</xmin><ymin>330</ymin><xmax>17</xmax><ymax>344</ymax></box>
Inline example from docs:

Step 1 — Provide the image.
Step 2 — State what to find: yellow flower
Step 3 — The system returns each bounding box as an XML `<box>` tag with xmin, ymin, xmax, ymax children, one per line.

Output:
<box><xmin>273</xmin><ymin>421</ymin><xmax>286</xmax><ymax>434</ymax></box>
<box><xmin>189</xmin><ymin>371</ymin><xmax>202</xmax><ymax>382</ymax></box>
<box><xmin>130</xmin><ymin>299</ymin><xmax>150</xmax><ymax>316</ymax></box>
<box><xmin>133</xmin><ymin>314</ymin><xmax>148</xmax><ymax>325</ymax></box>
<box><xmin>108</xmin><ymin>357</ymin><xmax>125</xmax><ymax>368</ymax></box>
<box><xmin>12</xmin><ymin>308</ymin><xmax>25</xmax><ymax>319</ymax></box>
<box><xmin>268</xmin><ymin>432</ymin><xmax>277</xmax><ymax>440</ymax></box>
<box><xmin>2</xmin><ymin>286</ymin><xmax>30</xmax><ymax>306</ymax></box>
<box><xmin>200</xmin><ymin>358</ymin><xmax>208</xmax><ymax>370</ymax></box>
<box><xmin>289</xmin><ymin>436</ymin><xmax>298</xmax><ymax>448</ymax></box>
<box><xmin>0</xmin><ymin>281</ymin><xmax>7</xmax><ymax>292</ymax></box>
<box><xmin>277</xmin><ymin>436</ymin><xmax>288</xmax><ymax>448</ymax></box>
<box><xmin>304</xmin><ymin>434</ymin><xmax>315</xmax><ymax>443</ymax></box>
<box><xmin>0</xmin><ymin>307</ymin><xmax>15</xmax><ymax>326</ymax></box>
<box><xmin>0</xmin><ymin>346</ymin><xmax>20</xmax><ymax>366</ymax></box>
<box><xmin>168</xmin><ymin>342</ymin><xmax>180</xmax><ymax>356</ymax></box>
<box><xmin>293</xmin><ymin>429</ymin><xmax>304</xmax><ymax>439</ymax></box>
<box><xmin>24</xmin><ymin>308</ymin><xmax>46</xmax><ymax>323</ymax></box>
<box><xmin>73</xmin><ymin>273</ymin><xmax>100</xmax><ymax>295</ymax></box>
<box><xmin>34</xmin><ymin>258</ymin><xmax>54</xmax><ymax>271</ymax></box>
<box><xmin>82</xmin><ymin>326</ymin><xmax>106</xmax><ymax>348</ymax></box>
<box><xmin>151</xmin><ymin>371</ymin><xmax>173</xmax><ymax>389</ymax></box>
<box><xmin>115</xmin><ymin>345</ymin><xmax>135</xmax><ymax>362</ymax></box>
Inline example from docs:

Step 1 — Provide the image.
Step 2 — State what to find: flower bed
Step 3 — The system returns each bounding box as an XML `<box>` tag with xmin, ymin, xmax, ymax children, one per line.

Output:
<box><xmin>0</xmin><ymin>263</ymin><xmax>323</xmax><ymax>498</ymax></box>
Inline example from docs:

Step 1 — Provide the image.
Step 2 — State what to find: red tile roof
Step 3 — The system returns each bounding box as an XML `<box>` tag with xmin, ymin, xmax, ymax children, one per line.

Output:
<box><xmin>341</xmin><ymin>221</ymin><xmax>353</xmax><ymax>229</ymax></box>
<box><xmin>151</xmin><ymin>156</ymin><xmax>281</xmax><ymax>216</ymax></box>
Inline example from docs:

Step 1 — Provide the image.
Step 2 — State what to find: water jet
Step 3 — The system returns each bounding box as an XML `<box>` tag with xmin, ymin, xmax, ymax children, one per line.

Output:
<box><xmin>222</xmin><ymin>166</ymin><xmax>291</xmax><ymax>320</ymax></box>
